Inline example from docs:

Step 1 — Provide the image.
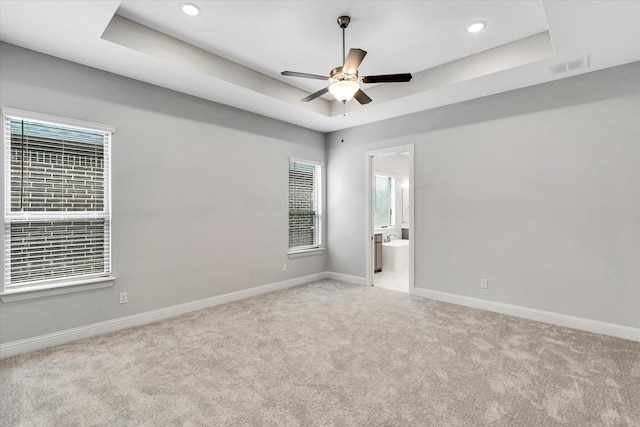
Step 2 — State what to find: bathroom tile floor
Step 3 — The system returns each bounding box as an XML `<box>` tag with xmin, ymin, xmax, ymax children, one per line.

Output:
<box><xmin>373</xmin><ymin>269</ymin><xmax>409</xmax><ymax>293</ymax></box>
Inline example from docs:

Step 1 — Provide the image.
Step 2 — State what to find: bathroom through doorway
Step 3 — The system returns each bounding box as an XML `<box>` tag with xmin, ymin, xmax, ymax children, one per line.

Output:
<box><xmin>365</xmin><ymin>145</ymin><xmax>414</xmax><ymax>294</ymax></box>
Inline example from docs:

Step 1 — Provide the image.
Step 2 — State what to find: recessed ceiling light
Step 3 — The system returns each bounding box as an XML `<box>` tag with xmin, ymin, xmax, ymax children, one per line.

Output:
<box><xmin>181</xmin><ymin>3</ymin><xmax>200</xmax><ymax>16</ymax></box>
<box><xmin>466</xmin><ymin>21</ymin><xmax>486</xmax><ymax>33</ymax></box>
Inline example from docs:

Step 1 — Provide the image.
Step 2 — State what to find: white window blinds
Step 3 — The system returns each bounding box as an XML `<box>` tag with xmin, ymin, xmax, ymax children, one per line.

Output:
<box><xmin>289</xmin><ymin>159</ymin><xmax>321</xmax><ymax>250</ymax></box>
<box><xmin>3</xmin><ymin>113</ymin><xmax>112</xmax><ymax>291</ymax></box>
<box><xmin>374</xmin><ymin>174</ymin><xmax>394</xmax><ymax>228</ymax></box>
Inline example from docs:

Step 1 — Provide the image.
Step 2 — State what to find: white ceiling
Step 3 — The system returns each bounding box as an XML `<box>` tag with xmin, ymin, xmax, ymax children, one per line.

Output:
<box><xmin>1</xmin><ymin>1</ymin><xmax>639</xmax><ymax>132</ymax></box>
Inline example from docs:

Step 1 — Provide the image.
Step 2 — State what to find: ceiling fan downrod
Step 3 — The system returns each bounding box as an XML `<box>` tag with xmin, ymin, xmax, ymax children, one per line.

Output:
<box><xmin>337</xmin><ymin>16</ymin><xmax>350</xmax><ymax>65</ymax></box>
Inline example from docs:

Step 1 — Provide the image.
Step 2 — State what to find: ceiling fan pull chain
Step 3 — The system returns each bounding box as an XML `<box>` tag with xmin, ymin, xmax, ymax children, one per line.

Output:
<box><xmin>341</xmin><ymin>102</ymin><xmax>346</xmax><ymax>143</ymax></box>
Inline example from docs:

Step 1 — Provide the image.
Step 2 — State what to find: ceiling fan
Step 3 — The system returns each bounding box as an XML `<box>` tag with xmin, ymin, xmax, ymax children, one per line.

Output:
<box><xmin>281</xmin><ymin>16</ymin><xmax>412</xmax><ymax>104</ymax></box>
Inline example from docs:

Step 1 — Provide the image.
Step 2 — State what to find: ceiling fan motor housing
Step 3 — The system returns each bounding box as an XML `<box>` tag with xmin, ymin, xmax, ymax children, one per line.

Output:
<box><xmin>330</xmin><ymin>66</ymin><xmax>358</xmax><ymax>83</ymax></box>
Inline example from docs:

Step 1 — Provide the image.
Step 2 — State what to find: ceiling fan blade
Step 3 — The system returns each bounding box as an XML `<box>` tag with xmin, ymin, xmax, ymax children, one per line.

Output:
<box><xmin>281</xmin><ymin>71</ymin><xmax>330</xmax><ymax>81</ymax></box>
<box><xmin>353</xmin><ymin>89</ymin><xmax>372</xmax><ymax>105</ymax></box>
<box><xmin>301</xmin><ymin>87</ymin><xmax>329</xmax><ymax>102</ymax></box>
<box><xmin>343</xmin><ymin>48</ymin><xmax>367</xmax><ymax>75</ymax></box>
<box><xmin>361</xmin><ymin>73</ymin><xmax>413</xmax><ymax>84</ymax></box>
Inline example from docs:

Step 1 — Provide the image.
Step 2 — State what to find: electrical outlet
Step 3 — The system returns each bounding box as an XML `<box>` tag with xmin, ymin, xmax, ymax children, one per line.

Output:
<box><xmin>282</xmin><ymin>264</ymin><xmax>287</xmax><ymax>272</ymax></box>
<box><xmin>480</xmin><ymin>279</ymin><xmax>488</xmax><ymax>289</ymax></box>
<box><xmin>119</xmin><ymin>292</ymin><xmax>128</xmax><ymax>304</ymax></box>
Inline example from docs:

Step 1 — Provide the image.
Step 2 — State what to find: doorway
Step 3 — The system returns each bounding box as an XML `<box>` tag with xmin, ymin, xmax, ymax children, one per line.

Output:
<box><xmin>365</xmin><ymin>145</ymin><xmax>414</xmax><ymax>294</ymax></box>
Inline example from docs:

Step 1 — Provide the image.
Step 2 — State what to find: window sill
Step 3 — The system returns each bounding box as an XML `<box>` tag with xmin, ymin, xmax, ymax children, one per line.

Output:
<box><xmin>0</xmin><ymin>276</ymin><xmax>116</xmax><ymax>303</ymax></box>
<box><xmin>288</xmin><ymin>248</ymin><xmax>325</xmax><ymax>258</ymax></box>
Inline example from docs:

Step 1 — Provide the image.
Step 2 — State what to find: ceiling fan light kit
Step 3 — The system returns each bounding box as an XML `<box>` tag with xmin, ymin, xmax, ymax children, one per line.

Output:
<box><xmin>328</xmin><ymin>80</ymin><xmax>359</xmax><ymax>102</ymax></box>
<box><xmin>281</xmin><ymin>16</ymin><xmax>412</xmax><ymax>105</ymax></box>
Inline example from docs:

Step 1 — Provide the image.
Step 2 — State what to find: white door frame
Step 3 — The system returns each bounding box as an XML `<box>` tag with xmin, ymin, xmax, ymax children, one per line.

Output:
<box><xmin>364</xmin><ymin>144</ymin><xmax>415</xmax><ymax>294</ymax></box>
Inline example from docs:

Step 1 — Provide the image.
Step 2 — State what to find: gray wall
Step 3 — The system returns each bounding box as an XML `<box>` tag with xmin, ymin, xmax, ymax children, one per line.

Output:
<box><xmin>0</xmin><ymin>43</ymin><xmax>326</xmax><ymax>343</ymax></box>
<box><xmin>327</xmin><ymin>62</ymin><xmax>640</xmax><ymax>328</ymax></box>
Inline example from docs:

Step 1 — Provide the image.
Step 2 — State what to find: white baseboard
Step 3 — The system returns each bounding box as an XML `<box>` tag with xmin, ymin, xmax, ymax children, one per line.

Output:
<box><xmin>0</xmin><ymin>272</ymin><xmax>328</xmax><ymax>359</ymax></box>
<box><xmin>326</xmin><ymin>271</ymin><xmax>367</xmax><ymax>286</ymax></box>
<box><xmin>6</xmin><ymin>275</ymin><xmax>635</xmax><ymax>359</ymax></box>
<box><xmin>413</xmin><ymin>288</ymin><xmax>640</xmax><ymax>342</ymax></box>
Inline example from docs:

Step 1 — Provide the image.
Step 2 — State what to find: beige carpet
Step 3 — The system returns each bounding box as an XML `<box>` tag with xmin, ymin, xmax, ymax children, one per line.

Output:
<box><xmin>1</xmin><ymin>280</ymin><xmax>639</xmax><ymax>426</ymax></box>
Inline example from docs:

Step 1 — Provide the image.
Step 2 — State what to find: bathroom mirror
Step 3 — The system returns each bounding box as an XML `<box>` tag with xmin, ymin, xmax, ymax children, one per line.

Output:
<box><xmin>402</xmin><ymin>187</ymin><xmax>409</xmax><ymax>226</ymax></box>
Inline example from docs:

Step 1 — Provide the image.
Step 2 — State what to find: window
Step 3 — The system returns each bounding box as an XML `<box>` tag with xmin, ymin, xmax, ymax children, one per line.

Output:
<box><xmin>2</xmin><ymin>110</ymin><xmax>113</xmax><ymax>296</ymax></box>
<box><xmin>288</xmin><ymin>159</ymin><xmax>321</xmax><ymax>252</ymax></box>
<box><xmin>374</xmin><ymin>174</ymin><xmax>395</xmax><ymax>229</ymax></box>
